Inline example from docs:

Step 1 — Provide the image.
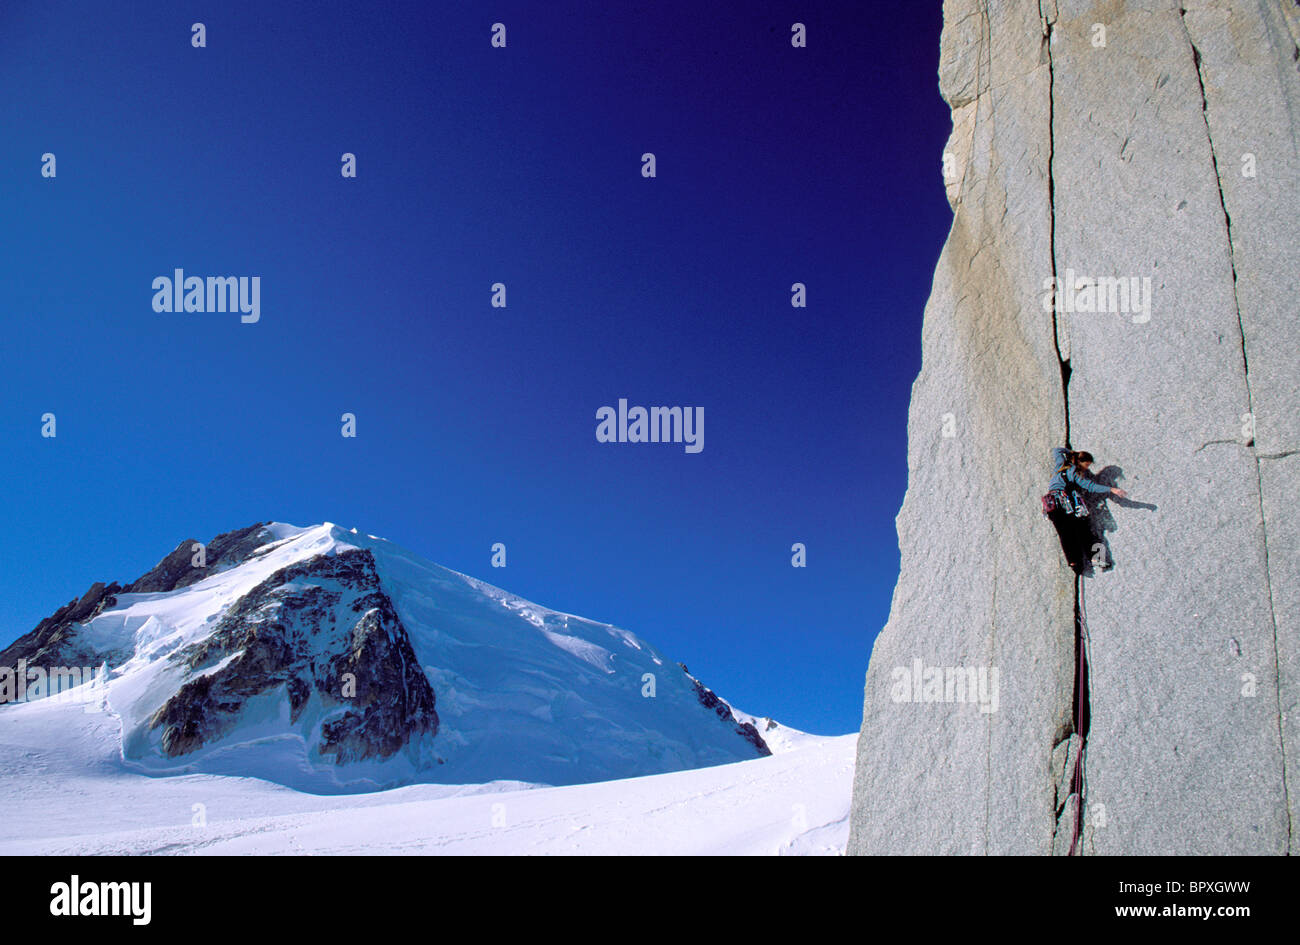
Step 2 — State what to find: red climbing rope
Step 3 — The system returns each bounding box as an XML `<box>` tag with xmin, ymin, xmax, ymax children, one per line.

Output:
<box><xmin>1067</xmin><ymin>574</ymin><xmax>1089</xmax><ymax>856</ymax></box>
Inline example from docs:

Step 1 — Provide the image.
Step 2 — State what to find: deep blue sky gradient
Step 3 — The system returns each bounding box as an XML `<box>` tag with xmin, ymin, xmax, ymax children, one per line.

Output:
<box><xmin>0</xmin><ymin>1</ymin><xmax>952</xmax><ymax>735</ymax></box>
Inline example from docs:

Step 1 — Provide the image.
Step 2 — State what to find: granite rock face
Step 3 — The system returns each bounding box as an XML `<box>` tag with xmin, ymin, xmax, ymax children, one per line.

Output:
<box><xmin>849</xmin><ymin>0</ymin><xmax>1298</xmax><ymax>855</ymax></box>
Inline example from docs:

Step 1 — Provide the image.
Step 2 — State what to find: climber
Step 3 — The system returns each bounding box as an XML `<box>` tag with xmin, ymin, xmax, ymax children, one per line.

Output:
<box><xmin>1044</xmin><ymin>448</ymin><xmax>1127</xmax><ymax>575</ymax></box>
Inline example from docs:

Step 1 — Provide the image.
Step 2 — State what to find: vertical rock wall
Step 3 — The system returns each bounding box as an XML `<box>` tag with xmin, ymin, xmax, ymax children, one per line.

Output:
<box><xmin>849</xmin><ymin>0</ymin><xmax>1297</xmax><ymax>855</ymax></box>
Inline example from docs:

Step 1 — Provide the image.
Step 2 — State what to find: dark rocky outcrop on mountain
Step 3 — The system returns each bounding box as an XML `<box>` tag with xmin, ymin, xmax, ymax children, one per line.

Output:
<box><xmin>0</xmin><ymin>581</ymin><xmax>124</xmax><ymax>670</ymax></box>
<box><xmin>2</xmin><ymin>523</ymin><xmax>276</xmax><ymax>674</ymax></box>
<box><xmin>125</xmin><ymin>522</ymin><xmax>271</xmax><ymax>593</ymax></box>
<box><xmin>149</xmin><ymin>548</ymin><xmax>438</xmax><ymax>764</ymax></box>
<box><xmin>677</xmin><ymin>662</ymin><xmax>771</xmax><ymax>757</ymax></box>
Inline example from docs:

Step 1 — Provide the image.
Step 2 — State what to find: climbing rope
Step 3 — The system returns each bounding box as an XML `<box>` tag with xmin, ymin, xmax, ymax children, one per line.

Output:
<box><xmin>1067</xmin><ymin>573</ymin><xmax>1093</xmax><ymax>855</ymax></box>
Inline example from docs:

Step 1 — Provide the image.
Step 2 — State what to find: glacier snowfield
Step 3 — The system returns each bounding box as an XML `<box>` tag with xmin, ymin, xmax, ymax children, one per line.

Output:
<box><xmin>0</xmin><ymin>689</ymin><xmax>854</xmax><ymax>855</ymax></box>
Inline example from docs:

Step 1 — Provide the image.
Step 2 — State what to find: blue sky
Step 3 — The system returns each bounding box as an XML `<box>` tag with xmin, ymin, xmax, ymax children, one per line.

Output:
<box><xmin>0</xmin><ymin>0</ymin><xmax>952</xmax><ymax>735</ymax></box>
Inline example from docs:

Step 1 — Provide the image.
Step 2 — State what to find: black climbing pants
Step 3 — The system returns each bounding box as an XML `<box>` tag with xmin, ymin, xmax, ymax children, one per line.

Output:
<box><xmin>1048</xmin><ymin>505</ymin><xmax>1095</xmax><ymax>574</ymax></box>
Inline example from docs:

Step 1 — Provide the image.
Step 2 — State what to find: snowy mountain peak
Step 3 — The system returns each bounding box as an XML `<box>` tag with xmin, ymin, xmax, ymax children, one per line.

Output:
<box><xmin>1</xmin><ymin>521</ymin><xmax>785</xmax><ymax>792</ymax></box>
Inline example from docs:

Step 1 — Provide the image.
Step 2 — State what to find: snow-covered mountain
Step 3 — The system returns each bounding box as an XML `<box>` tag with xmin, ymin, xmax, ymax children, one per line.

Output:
<box><xmin>0</xmin><ymin>522</ymin><xmax>778</xmax><ymax>792</ymax></box>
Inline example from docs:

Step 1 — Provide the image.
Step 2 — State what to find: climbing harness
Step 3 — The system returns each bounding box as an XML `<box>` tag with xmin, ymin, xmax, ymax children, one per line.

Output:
<box><xmin>1041</xmin><ymin>489</ymin><xmax>1087</xmax><ymax>517</ymax></box>
<box><xmin>1042</xmin><ymin>456</ymin><xmax>1089</xmax><ymax>518</ymax></box>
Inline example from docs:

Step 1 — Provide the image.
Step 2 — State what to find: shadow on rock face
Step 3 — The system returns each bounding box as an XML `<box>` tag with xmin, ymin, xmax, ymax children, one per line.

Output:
<box><xmin>1079</xmin><ymin>465</ymin><xmax>1158</xmax><ymax>576</ymax></box>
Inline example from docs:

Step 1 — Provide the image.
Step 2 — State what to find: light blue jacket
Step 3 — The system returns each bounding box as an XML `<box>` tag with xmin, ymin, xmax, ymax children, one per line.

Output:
<box><xmin>1048</xmin><ymin>447</ymin><xmax>1111</xmax><ymax>496</ymax></box>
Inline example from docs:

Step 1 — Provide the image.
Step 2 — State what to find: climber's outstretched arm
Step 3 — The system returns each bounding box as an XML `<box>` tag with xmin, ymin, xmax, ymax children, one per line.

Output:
<box><xmin>1068</xmin><ymin>469</ymin><xmax>1127</xmax><ymax>499</ymax></box>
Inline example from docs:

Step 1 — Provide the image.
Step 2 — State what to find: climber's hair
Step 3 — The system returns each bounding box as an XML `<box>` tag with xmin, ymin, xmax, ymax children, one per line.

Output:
<box><xmin>1056</xmin><ymin>449</ymin><xmax>1095</xmax><ymax>477</ymax></box>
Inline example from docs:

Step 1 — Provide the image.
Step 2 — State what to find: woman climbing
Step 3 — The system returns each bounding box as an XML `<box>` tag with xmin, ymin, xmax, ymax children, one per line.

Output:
<box><xmin>1044</xmin><ymin>447</ymin><xmax>1127</xmax><ymax>574</ymax></box>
